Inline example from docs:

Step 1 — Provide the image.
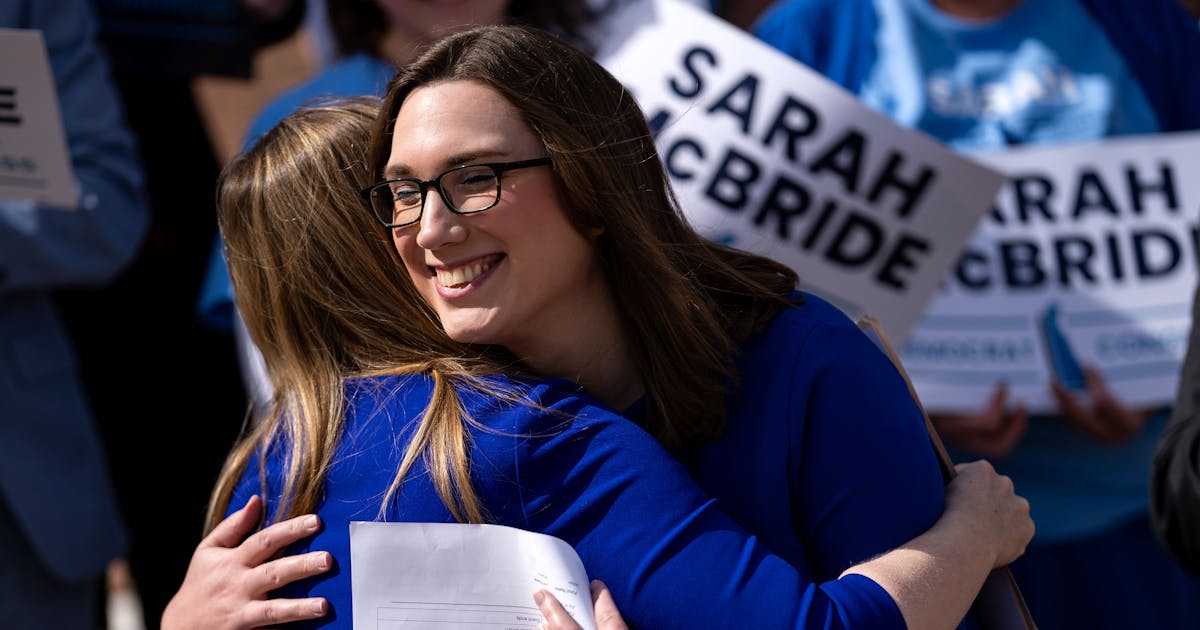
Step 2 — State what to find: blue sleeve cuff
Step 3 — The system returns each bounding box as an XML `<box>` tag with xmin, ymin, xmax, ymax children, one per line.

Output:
<box><xmin>822</xmin><ymin>573</ymin><xmax>907</xmax><ymax>629</ymax></box>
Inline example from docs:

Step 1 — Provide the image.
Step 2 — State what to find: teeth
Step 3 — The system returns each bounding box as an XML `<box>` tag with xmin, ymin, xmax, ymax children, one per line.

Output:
<box><xmin>436</xmin><ymin>257</ymin><xmax>495</xmax><ymax>288</ymax></box>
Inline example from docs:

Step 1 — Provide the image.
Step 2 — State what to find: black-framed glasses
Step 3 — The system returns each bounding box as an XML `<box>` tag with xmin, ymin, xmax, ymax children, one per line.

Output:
<box><xmin>361</xmin><ymin>157</ymin><xmax>552</xmax><ymax>228</ymax></box>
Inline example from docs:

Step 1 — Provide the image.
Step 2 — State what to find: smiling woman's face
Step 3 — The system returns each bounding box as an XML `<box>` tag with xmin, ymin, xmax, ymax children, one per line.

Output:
<box><xmin>387</xmin><ymin>80</ymin><xmax>605</xmax><ymax>356</ymax></box>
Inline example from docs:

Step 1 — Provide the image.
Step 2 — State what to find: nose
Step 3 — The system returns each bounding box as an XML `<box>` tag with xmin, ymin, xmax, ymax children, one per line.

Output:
<box><xmin>413</xmin><ymin>187</ymin><xmax>468</xmax><ymax>251</ymax></box>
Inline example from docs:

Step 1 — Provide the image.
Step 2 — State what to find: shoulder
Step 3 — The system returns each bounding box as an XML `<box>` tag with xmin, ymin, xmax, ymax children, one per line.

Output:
<box><xmin>754</xmin><ymin>0</ymin><xmax>877</xmax><ymax>51</ymax></box>
<box><xmin>735</xmin><ymin>292</ymin><xmax>902</xmax><ymax>409</ymax></box>
<box><xmin>1082</xmin><ymin>0</ymin><xmax>1200</xmax><ymax>57</ymax></box>
<box><xmin>1082</xmin><ymin>0</ymin><xmax>1196</xmax><ymax>31</ymax></box>
<box><xmin>755</xmin><ymin>0</ymin><xmax>859</xmax><ymax>27</ymax></box>
<box><xmin>340</xmin><ymin>373</ymin><xmax>440</xmax><ymax>435</ymax></box>
<box><xmin>748</xmin><ymin>291</ymin><xmax>876</xmax><ymax>357</ymax></box>
<box><xmin>243</xmin><ymin>54</ymin><xmax>395</xmax><ymax>148</ymax></box>
<box><xmin>1081</xmin><ymin>0</ymin><xmax>1200</xmax><ymax>131</ymax></box>
<box><xmin>473</xmin><ymin>377</ymin><xmax>637</xmax><ymax>436</ymax></box>
<box><xmin>343</xmin><ymin>373</ymin><xmax>434</xmax><ymax>406</ymax></box>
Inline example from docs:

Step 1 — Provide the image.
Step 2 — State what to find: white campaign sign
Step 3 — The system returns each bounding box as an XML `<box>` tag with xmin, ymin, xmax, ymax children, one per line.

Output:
<box><xmin>594</xmin><ymin>0</ymin><xmax>1005</xmax><ymax>345</ymax></box>
<box><xmin>901</xmin><ymin>131</ymin><xmax>1200</xmax><ymax>413</ymax></box>
<box><xmin>0</xmin><ymin>29</ymin><xmax>76</xmax><ymax>208</ymax></box>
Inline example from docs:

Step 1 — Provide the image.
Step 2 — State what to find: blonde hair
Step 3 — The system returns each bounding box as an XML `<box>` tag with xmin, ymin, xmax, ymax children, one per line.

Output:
<box><xmin>208</xmin><ymin>97</ymin><xmax>514</xmax><ymax>530</ymax></box>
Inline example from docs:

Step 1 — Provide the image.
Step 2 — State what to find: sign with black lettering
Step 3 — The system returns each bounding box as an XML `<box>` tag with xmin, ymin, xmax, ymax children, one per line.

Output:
<box><xmin>594</xmin><ymin>0</ymin><xmax>1005</xmax><ymax>344</ymax></box>
<box><xmin>0</xmin><ymin>29</ymin><xmax>76</xmax><ymax>208</ymax></box>
<box><xmin>901</xmin><ymin>132</ymin><xmax>1200</xmax><ymax>412</ymax></box>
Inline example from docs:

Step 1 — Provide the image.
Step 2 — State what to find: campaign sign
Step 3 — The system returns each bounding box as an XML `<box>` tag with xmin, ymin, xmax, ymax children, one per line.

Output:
<box><xmin>594</xmin><ymin>0</ymin><xmax>1005</xmax><ymax>345</ymax></box>
<box><xmin>0</xmin><ymin>29</ymin><xmax>76</xmax><ymax>208</ymax></box>
<box><xmin>901</xmin><ymin>131</ymin><xmax>1200</xmax><ymax>413</ymax></box>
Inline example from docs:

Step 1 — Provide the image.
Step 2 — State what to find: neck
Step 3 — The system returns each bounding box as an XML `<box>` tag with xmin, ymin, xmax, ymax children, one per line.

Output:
<box><xmin>508</xmin><ymin>283</ymin><xmax>643</xmax><ymax>412</ymax></box>
<box><xmin>931</xmin><ymin>0</ymin><xmax>1022</xmax><ymax>20</ymax></box>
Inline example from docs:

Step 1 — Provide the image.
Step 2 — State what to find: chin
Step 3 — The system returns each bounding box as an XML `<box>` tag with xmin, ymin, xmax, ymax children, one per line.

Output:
<box><xmin>440</xmin><ymin>319</ymin><xmax>496</xmax><ymax>346</ymax></box>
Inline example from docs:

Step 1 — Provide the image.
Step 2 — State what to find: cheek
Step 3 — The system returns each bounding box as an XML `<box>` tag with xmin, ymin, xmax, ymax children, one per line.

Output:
<box><xmin>393</xmin><ymin>233</ymin><xmax>425</xmax><ymax>281</ymax></box>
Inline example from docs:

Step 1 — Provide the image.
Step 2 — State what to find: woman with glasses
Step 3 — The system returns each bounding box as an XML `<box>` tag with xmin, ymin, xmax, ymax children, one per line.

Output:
<box><xmin>164</xmin><ymin>27</ymin><xmax>1033</xmax><ymax>630</ymax></box>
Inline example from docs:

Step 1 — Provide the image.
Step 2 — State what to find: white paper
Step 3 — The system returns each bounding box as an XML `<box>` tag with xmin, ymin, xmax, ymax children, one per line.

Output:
<box><xmin>594</xmin><ymin>0</ymin><xmax>1005</xmax><ymax>345</ymax></box>
<box><xmin>350</xmin><ymin>522</ymin><xmax>596</xmax><ymax>630</ymax></box>
<box><xmin>0</xmin><ymin>29</ymin><xmax>76</xmax><ymax>208</ymax></box>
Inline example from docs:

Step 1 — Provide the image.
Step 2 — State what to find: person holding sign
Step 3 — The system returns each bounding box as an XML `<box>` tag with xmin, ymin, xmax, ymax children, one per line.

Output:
<box><xmin>0</xmin><ymin>0</ymin><xmax>149</xmax><ymax>627</ymax></box>
<box><xmin>162</xmin><ymin>28</ymin><xmax>1033</xmax><ymax>627</ymax></box>
<box><xmin>755</xmin><ymin>0</ymin><xmax>1200</xmax><ymax>627</ymax></box>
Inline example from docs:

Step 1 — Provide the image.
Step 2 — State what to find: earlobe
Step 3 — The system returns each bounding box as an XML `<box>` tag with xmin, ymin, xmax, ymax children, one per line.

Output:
<box><xmin>585</xmin><ymin>221</ymin><xmax>606</xmax><ymax>239</ymax></box>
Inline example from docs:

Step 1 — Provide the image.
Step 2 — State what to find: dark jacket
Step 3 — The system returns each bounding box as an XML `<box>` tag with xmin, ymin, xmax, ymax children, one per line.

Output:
<box><xmin>1151</xmin><ymin>282</ymin><xmax>1200</xmax><ymax>575</ymax></box>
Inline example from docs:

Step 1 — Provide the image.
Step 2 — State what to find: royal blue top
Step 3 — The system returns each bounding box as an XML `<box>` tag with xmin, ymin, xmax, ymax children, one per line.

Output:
<box><xmin>230</xmin><ymin>293</ymin><xmax>949</xmax><ymax>628</ymax></box>
<box><xmin>632</xmin><ymin>293</ymin><xmax>946</xmax><ymax>577</ymax></box>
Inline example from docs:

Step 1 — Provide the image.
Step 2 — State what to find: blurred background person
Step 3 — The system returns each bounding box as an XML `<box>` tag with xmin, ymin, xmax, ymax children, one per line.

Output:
<box><xmin>753</xmin><ymin>0</ymin><xmax>1200</xmax><ymax>627</ymax></box>
<box><xmin>57</xmin><ymin>0</ymin><xmax>306</xmax><ymax>626</ymax></box>
<box><xmin>0</xmin><ymin>0</ymin><xmax>148</xmax><ymax>627</ymax></box>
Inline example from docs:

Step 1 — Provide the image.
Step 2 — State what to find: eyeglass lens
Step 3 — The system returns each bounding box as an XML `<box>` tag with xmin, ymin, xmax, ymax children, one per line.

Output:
<box><xmin>372</xmin><ymin>165</ymin><xmax>498</xmax><ymax>226</ymax></box>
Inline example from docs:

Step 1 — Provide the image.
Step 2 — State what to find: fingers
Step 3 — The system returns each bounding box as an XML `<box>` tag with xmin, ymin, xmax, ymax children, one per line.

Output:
<box><xmin>204</xmin><ymin>495</ymin><xmax>265</xmax><ymax>549</ymax></box>
<box><xmin>534</xmin><ymin>589</ymin><xmax>580</xmax><ymax>630</ymax></box>
<box><xmin>933</xmin><ymin>385</ymin><xmax>1027</xmax><ymax>459</ymax></box>
<box><xmin>986</xmin><ymin>402</ymin><xmax>1028</xmax><ymax>459</ymax></box>
<box><xmin>197</xmin><ymin>497</ymin><xmax>322</xmax><ymax>567</ymax></box>
<box><xmin>952</xmin><ymin>458</ymin><xmax>995</xmax><ymax>478</ymax></box>
<box><xmin>1083</xmin><ymin>365</ymin><xmax>1148</xmax><ymax>440</ymax></box>
<box><xmin>249</xmin><ymin>550</ymin><xmax>333</xmax><ymax>596</ymax></box>
<box><xmin>241</xmin><ymin>596</ymin><xmax>329</xmax><ymax>628</ymax></box>
<box><xmin>243</xmin><ymin>514</ymin><xmax>323</xmax><ymax>566</ymax></box>
<box><xmin>1052</xmin><ymin>367</ymin><xmax>1149</xmax><ymax>444</ymax></box>
<box><xmin>950</xmin><ymin>460</ymin><xmax>1033</xmax><ymax>567</ymax></box>
<box><xmin>984</xmin><ymin>381</ymin><xmax>1009</xmax><ymax>415</ymax></box>
<box><xmin>1050</xmin><ymin>378</ymin><xmax>1105</xmax><ymax>440</ymax></box>
<box><xmin>589</xmin><ymin>581</ymin><xmax>628</xmax><ymax>630</ymax></box>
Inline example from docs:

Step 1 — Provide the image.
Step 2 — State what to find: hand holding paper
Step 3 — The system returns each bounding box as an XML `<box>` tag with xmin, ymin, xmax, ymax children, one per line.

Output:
<box><xmin>351</xmin><ymin>522</ymin><xmax>596</xmax><ymax>630</ymax></box>
<box><xmin>534</xmin><ymin>581</ymin><xmax>627</xmax><ymax>630</ymax></box>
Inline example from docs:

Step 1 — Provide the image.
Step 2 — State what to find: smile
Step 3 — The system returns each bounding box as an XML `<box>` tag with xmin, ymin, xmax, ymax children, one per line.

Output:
<box><xmin>433</xmin><ymin>254</ymin><xmax>503</xmax><ymax>288</ymax></box>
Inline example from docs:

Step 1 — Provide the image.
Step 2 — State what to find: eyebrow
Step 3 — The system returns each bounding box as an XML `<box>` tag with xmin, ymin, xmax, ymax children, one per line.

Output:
<box><xmin>383</xmin><ymin>150</ymin><xmax>511</xmax><ymax>180</ymax></box>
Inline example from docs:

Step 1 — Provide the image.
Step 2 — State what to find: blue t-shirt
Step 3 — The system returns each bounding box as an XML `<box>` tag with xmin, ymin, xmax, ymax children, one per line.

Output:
<box><xmin>231</xmin><ymin>293</ymin><xmax>948</xmax><ymax>628</ymax></box>
<box><xmin>754</xmin><ymin>0</ymin><xmax>1200</xmax><ymax>541</ymax></box>
<box><xmin>857</xmin><ymin>0</ymin><xmax>1159</xmax><ymax>150</ymax></box>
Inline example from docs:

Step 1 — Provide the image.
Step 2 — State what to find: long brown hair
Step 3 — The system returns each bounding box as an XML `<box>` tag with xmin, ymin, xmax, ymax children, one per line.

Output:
<box><xmin>368</xmin><ymin>25</ymin><xmax>800</xmax><ymax>451</ymax></box>
<box><xmin>209</xmin><ymin>97</ymin><xmax>513</xmax><ymax>530</ymax></box>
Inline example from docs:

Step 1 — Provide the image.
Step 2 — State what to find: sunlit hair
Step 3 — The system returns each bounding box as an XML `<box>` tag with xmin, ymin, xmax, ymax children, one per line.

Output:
<box><xmin>208</xmin><ymin>97</ymin><xmax>514</xmax><ymax>530</ymax></box>
<box><xmin>368</xmin><ymin>25</ymin><xmax>800</xmax><ymax>450</ymax></box>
